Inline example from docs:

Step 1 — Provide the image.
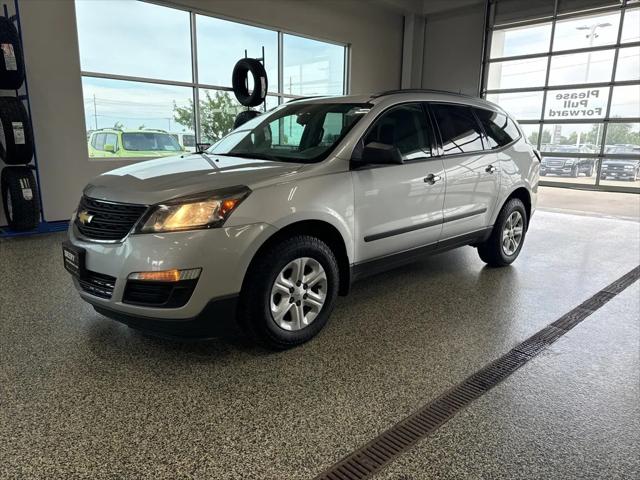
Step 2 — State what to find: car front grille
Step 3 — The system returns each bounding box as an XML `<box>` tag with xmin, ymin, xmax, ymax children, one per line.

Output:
<box><xmin>544</xmin><ymin>159</ymin><xmax>565</xmax><ymax>167</ymax></box>
<box><xmin>78</xmin><ymin>270</ymin><xmax>116</xmax><ymax>299</ymax></box>
<box><xmin>75</xmin><ymin>196</ymin><xmax>148</xmax><ymax>241</ymax></box>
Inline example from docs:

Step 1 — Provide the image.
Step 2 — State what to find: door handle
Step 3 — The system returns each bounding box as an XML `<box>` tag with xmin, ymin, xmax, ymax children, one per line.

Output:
<box><xmin>486</xmin><ymin>164</ymin><xmax>497</xmax><ymax>174</ymax></box>
<box><xmin>424</xmin><ymin>173</ymin><xmax>441</xmax><ymax>185</ymax></box>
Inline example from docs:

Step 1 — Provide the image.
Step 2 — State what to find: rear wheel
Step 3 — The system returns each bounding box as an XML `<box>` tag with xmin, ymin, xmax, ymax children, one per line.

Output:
<box><xmin>238</xmin><ymin>235</ymin><xmax>339</xmax><ymax>349</ymax></box>
<box><xmin>477</xmin><ymin>198</ymin><xmax>527</xmax><ymax>267</ymax></box>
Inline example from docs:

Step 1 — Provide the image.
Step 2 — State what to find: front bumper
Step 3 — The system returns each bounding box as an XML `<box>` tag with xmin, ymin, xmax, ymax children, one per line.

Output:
<box><xmin>93</xmin><ymin>295</ymin><xmax>240</xmax><ymax>339</ymax></box>
<box><xmin>67</xmin><ymin>222</ymin><xmax>276</xmax><ymax>322</ymax></box>
<box><xmin>601</xmin><ymin>171</ymin><xmax>635</xmax><ymax>179</ymax></box>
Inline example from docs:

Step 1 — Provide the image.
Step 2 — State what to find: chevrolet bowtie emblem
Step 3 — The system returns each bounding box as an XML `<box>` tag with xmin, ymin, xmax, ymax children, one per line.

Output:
<box><xmin>78</xmin><ymin>210</ymin><xmax>94</xmax><ymax>225</ymax></box>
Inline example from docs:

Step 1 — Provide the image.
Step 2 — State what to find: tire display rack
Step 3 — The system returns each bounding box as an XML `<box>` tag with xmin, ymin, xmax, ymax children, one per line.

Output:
<box><xmin>0</xmin><ymin>0</ymin><xmax>67</xmax><ymax>238</ymax></box>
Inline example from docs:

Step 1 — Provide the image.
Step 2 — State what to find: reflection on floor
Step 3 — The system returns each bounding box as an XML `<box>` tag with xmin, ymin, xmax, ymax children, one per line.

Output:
<box><xmin>0</xmin><ymin>209</ymin><xmax>638</xmax><ymax>479</ymax></box>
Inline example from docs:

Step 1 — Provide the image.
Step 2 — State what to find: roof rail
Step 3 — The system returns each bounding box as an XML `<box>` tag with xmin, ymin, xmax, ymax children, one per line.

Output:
<box><xmin>370</xmin><ymin>88</ymin><xmax>477</xmax><ymax>99</ymax></box>
<box><xmin>287</xmin><ymin>95</ymin><xmax>323</xmax><ymax>103</ymax></box>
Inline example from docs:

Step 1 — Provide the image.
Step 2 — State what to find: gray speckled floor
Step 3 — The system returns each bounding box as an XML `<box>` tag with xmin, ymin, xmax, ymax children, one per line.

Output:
<box><xmin>0</xmin><ymin>210</ymin><xmax>638</xmax><ymax>479</ymax></box>
<box><xmin>372</xmin><ymin>282</ymin><xmax>640</xmax><ymax>480</ymax></box>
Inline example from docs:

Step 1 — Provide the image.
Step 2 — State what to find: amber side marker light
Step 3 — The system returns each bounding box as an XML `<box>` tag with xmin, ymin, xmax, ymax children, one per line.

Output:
<box><xmin>128</xmin><ymin>268</ymin><xmax>201</xmax><ymax>282</ymax></box>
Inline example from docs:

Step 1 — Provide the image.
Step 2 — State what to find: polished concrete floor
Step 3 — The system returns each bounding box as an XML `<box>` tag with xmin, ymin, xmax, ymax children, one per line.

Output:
<box><xmin>537</xmin><ymin>185</ymin><xmax>640</xmax><ymax>221</ymax></box>
<box><xmin>1</xmin><ymin>208</ymin><xmax>639</xmax><ymax>479</ymax></box>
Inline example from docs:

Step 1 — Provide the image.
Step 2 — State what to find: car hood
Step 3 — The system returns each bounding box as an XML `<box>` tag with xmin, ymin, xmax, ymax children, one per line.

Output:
<box><xmin>84</xmin><ymin>153</ymin><xmax>306</xmax><ymax>205</ymax></box>
<box><xmin>602</xmin><ymin>159</ymin><xmax>639</xmax><ymax>166</ymax></box>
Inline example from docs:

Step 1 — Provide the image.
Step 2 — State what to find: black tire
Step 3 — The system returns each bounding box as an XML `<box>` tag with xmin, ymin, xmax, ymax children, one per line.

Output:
<box><xmin>238</xmin><ymin>235</ymin><xmax>339</xmax><ymax>350</ymax></box>
<box><xmin>233</xmin><ymin>109</ymin><xmax>260</xmax><ymax>129</ymax></box>
<box><xmin>0</xmin><ymin>17</ymin><xmax>25</xmax><ymax>90</ymax></box>
<box><xmin>0</xmin><ymin>96</ymin><xmax>34</xmax><ymax>164</ymax></box>
<box><xmin>232</xmin><ymin>58</ymin><xmax>268</xmax><ymax>107</ymax></box>
<box><xmin>477</xmin><ymin>197</ymin><xmax>527</xmax><ymax>267</ymax></box>
<box><xmin>1</xmin><ymin>166</ymin><xmax>40</xmax><ymax>231</ymax></box>
<box><xmin>570</xmin><ymin>165</ymin><xmax>579</xmax><ymax>177</ymax></box>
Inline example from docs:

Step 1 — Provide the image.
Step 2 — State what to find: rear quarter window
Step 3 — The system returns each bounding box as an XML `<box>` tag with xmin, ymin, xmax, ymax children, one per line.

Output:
<box><xmin>474</xmin><ymin>108</ymin><xmax>520</xmax><ymax>149</ymax></box>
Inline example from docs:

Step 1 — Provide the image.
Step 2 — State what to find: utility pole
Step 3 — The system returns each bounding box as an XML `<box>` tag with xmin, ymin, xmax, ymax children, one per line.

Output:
<box><xmin>575</xmin><ymin>22</ymin><xmax>611</xmax><ymax>147</ymax></box>
<box><xmin>93</xmin><ymin>94</ymin><xmax>98</xmax><ymax>130</ymax></box>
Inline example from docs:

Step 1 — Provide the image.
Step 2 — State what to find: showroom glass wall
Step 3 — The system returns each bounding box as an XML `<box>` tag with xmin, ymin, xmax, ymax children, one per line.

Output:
<box><xmin>74</xmin><ymin>0</ymin><xmax>348</xmax><ymax>158</ymax></box>
<box><xmin>483</xmin><ymin>0</ymin><xmax>640</xmax><ymax>192</ymax></box>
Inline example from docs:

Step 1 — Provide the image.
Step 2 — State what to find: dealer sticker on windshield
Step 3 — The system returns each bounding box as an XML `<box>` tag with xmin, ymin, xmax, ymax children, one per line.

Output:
<box><xmin>12</xmin><ymin>122</ymin><xmax>25</xmax><ymax>144</ymax></box>
<box><xmin>1</xmin><ymin>43</ymin><xmax>17</xmax><ymax>71</ymax></box>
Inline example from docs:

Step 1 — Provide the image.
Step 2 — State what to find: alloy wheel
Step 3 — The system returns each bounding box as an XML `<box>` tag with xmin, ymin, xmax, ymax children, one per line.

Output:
<box><xmin>270</xmin><ymin>257</ymin><xmax>328</xmax><ymax>331</ymax></box>
<box><xmin>502</xmin><ymin>211</ymin><xmax>524</xmax><ymax>256</ymax></box>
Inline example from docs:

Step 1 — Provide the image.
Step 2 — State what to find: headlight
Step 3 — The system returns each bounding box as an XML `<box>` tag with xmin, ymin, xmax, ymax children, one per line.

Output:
<box><xmin>136</xmin><ymin>186</ymin><xmax>250</xmax><ymax>234</ymax></box>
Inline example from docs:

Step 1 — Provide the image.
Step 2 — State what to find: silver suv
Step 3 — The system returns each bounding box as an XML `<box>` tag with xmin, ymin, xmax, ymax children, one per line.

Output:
<box><xmin>63</xmin><ymin>90</ymin><xmax>539</xmax><ymax>349</ymax></box>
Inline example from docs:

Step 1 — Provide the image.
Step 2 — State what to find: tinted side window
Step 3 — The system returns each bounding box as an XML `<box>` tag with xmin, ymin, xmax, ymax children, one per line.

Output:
<box><xmin>364</xmin><ymin>103</ymin><xmax>432</xmax><ymax>160</ymax></box>
<box><xmin>431</xmin><ymin>104</ymin><xmax>484</xmax><ymax>155</ymax></box>
<box><xmin>475</xmin><ymin>108</ymin><xmax>519</xmax><ymax>149</ymax></box>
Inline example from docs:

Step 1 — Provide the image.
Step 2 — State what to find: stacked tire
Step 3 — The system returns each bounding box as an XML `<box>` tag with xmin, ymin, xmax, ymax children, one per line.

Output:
<box><xmin>231</xmin><ymin>58</ymin><xmax>267</xmax><ymax>129</ymax></box>
<box><xmin>0</xmin><ymin>16</ymin><xmax>40</xmax><ymax>232</ymax></box>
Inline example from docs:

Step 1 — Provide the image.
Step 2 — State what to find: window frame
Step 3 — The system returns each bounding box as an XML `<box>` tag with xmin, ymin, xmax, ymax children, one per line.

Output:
<box><xmin>76</xmin><ymin>0</ymin><xmax>350</xmax><ymax>158</ymax></box>
<box><xmin>482</xmin><ymin>0</ymin><xmax>640</xmax><ymax>193</ymax></box>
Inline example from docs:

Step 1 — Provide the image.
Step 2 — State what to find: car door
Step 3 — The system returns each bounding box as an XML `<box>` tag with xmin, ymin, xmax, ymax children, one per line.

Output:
<box><xmin>429</xmin><ymin>103</ymin><xmax>500</xmax><ymax>240</ymax></box>
<box><xmin>352</xmin><ymin>103</ymin><xmax>446</xmax><ymax>262</ymax></box>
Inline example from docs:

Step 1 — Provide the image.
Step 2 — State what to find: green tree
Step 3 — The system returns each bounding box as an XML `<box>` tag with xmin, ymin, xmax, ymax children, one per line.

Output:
<box><xmin>173</xmin><ymin>91</ymin><xmax>242</xmax><ymax>142</ymax></box>
<box><xmin>528</xmin><ymin>129</ymin><xmax>551</xmax><ymax>146</ymax></box>
<box><xmin>598</xmin><ymin>123</ymin><xmax>640</xmax><ymax>146</ymax></box>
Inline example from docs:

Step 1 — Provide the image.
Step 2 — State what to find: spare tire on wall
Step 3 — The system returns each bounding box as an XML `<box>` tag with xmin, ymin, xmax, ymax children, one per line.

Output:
<box><xmin>0</xmin><ymin>16</ymin><xmax>25</xmax><ymax>90</ymax></box>
<box><xmin>0</xmin><ymin>96</ymin><xmax>34</xmax><ymax>165</ymax></box>
<box><xmin>1</xmin><ymin>165</ymin><xmax>40</xmax><ymax>231</ymax></box>
<box><xmin>232</xmin><ymin>58</ymin><xmax>268</xmax><ymax>107</ymax></box>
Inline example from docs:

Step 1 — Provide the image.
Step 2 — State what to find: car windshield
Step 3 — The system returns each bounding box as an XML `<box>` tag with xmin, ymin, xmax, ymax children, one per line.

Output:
<box><xmin>122</xmin><ymin>132</ymin><xmax>182</xmax><ymax>152</ymax></box>
<box><xmin>208</xmin><ymin>102</ymin><xmax>372</xmax><ymax>163</ymax></box>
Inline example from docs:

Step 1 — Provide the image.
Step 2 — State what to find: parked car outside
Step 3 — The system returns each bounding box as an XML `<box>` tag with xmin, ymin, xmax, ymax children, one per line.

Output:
<box><xmin>602</xmin><ymin>144</ymin><xmax>640</xmax><ymax>181</ymax></box>
<box><xmin>64</xmin><ymin>90</ymin><xmax>539</xmax><ymax>349</ymax></box>
<box><xmin>87</xmin><ymin>128</ymin><xmax>184</xmax><ymax>158</ymax></box>
<box><xmin>540</xmin><ymin>144</ymin><xmax>597</xmax><ymax>177</ymax></box>
<box><xmin>171</xmin><ymin>132</ymin><xmax>197</xmax><ymax>153</ymax></box>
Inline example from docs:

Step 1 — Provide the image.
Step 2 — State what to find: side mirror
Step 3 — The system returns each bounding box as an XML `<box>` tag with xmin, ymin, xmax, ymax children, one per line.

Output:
<box><xmin>359</xmin><ymin>142</ymin><xmax>404</xmax><ymax>165</ymax></box>
<box><xmin>103</xmin><ymin>143</ymin><xmax>116</xmax><ymax>153</ymax></box>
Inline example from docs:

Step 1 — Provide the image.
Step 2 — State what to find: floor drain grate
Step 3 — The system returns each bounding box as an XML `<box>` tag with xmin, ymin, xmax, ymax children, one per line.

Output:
<box><xmin>602</xmin><ymin>266</ymin><xmax>640</xmax><ymax>294</ymax></box>
<box><xmin>313</xmin><ymin>265</ymin><xmax>639</xmax><ymax>480</ymax></box>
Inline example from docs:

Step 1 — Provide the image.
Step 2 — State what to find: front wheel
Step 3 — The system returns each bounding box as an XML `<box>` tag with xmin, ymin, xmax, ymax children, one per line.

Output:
<box><xmin>238</xmin><ymin>235</ymin><xmax>339</xmax><ymax>350</ymax></box>
<box><xmin>477</xmin><ymin>198</ymin><xmax>527</xmax><ymax>267</ymax></box>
